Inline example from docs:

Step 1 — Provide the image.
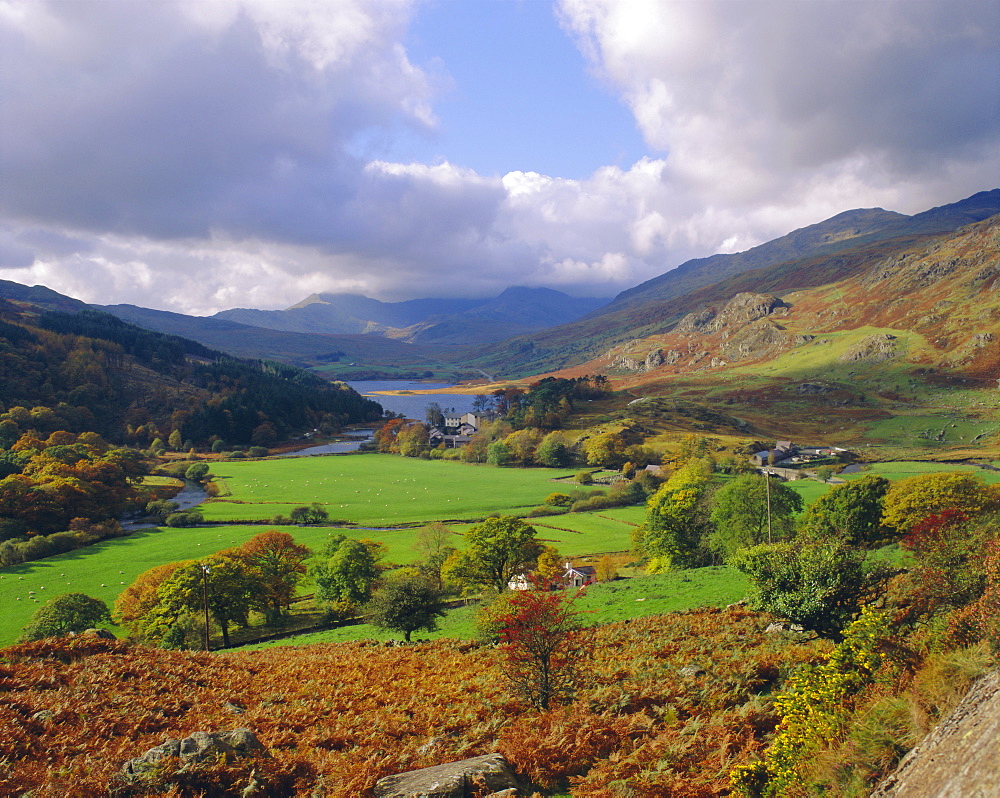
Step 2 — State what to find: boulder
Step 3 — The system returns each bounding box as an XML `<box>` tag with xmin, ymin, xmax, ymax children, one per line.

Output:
<box><xmin>121</xmin><ymin>728</ymin><xmax>267</xmax><ymax>782</ymax></box>
<box><xmin>374</xmin><ymin>753</ymin><xmax>521</xmax><ymax>798</ymax></box>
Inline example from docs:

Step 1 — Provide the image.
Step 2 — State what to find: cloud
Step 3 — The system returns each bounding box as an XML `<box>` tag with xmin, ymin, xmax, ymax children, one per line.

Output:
<box><xmin>0</xmin><ymin>0</ymin><xmax>996</xmax><ymax>315</ymax></box>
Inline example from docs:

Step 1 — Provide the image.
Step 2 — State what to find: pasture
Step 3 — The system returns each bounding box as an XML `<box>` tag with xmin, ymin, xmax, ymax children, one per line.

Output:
<box><xmin>242</xmin><ymin>565</ymin><xmax>748</xmax><ymax>649</ymax></box>
<box><xmin>201</xmin><ymin>454</ymin><xmax>589</xmax><ymax>525</ymax></box>
<box><xmin>5</xmin><ymin>453</ymin><xmax>993</xmax><ymax>648</ymax></box>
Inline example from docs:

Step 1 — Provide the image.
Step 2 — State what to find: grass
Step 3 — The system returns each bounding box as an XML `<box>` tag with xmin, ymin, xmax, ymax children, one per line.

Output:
<box><xmin>201</xmin><ymin>454</ymin><xmax>591</xmax><ymax>526</ymax></box>
<box><xmin>240</xmin><ymin>565</ymin><xmax>748</xmax><ymax>650</ymax></box>
<box><xmin>842</xmin><ymin>461</ymin><xmax>1000</xmax><ymax>484</ymax></box>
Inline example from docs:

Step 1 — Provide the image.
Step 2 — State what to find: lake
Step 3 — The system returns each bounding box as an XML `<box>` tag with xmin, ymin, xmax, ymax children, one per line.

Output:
<box><xmin>348</xmin><ymin>380</ymin><xmax>480</xmax><ymax>420</ymax></box>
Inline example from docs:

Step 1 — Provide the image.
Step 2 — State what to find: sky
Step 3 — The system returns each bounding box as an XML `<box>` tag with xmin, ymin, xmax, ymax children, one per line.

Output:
<box><xmin>0</xmin><ymin>0</ymin><xmax>997</xmax><ymax>317</ymax></box>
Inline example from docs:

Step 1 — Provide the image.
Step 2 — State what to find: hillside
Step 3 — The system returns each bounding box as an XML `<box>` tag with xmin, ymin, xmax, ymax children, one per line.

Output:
<box><xmin>532</xmin><ymin>215</ymin><xmax>1000</xmax><ymax>456</ymax></box>
<box><xmin>98</xmin><ymin>303</ymin><xmax>461</xmax><ymax>379</ymax></box>
<box><xmin>0</xmin><ymin>296</ymin><xmax>383</xmax><ymax>446</ymax></box>
<box><xmin>0</xmin><ymin>609</ymin><xmax>826</xmax><ymax>796</ymax></box>
<box><xmin>468</xmin><ymin>190</ymin><xmax>1000</xmax><ymax>378</ymax></box>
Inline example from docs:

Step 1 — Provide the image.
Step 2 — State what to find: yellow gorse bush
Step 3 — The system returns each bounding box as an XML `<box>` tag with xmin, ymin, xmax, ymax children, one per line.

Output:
<box><xmin>730</xmin><ymin>607</ymin><xmax>889</xmax><ymax>796</ymax></box>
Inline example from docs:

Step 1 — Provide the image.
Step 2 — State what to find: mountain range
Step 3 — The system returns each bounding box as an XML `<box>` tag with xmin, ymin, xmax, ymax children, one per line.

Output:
<box><xmin>0</xmin><ymin>189</ymin><xmax>997</xmax><ymax>393</ymax></box>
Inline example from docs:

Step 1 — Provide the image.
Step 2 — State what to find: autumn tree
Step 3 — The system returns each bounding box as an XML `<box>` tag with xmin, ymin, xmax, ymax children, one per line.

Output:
<box><xmin>708</xmin><ymin>473</ymin><xmax>803</xmax><ymax>560</ymax></box>
<box><xmin>637</xmin><ymin>459</ymin><xmax>715</xmax><ymax>571</ymax></box>
<box><xmin>583</xmin><ymin>432</ymin><xmax>627</xmax><ymax>468</ymax></box>
<box><xmin>797</xmin><ymin>474</ymin><xmax>890</xmax><ymax>546</ymax></box>
<box><xmin>494</xmin><ymin>580</ymin><xmax>584</xmax><ymax>709</ymax></box>
<box><xmin>881</xmin><ymin>472</ymin><xmax>1000</xmax><ymax>538</ymax></box>
<box><xmin>20</xmin><ymin>593</ymin><xmax>111</xmax><ymax>641</ymax></box>
<box><xmin>236</xmin><ymin>530</ymin><xmax>311</xmax><ymax>622</ymax></box>
<box><xmin>396</xmin><ymin>422</ymin><xmax>430</xmax><ymax>457</ymax></box>
<box><xmin>113</xmin><ymin>561</ymin><xmax>190</xmax><ymax>644</ymax></box>
<box><xmin>897</xmin><ymin>509</ymin><xmax>996</xmax><ymax>621</ymax></box>
<box><xmin>366</xmin><ymin>573</ymin><xmax>447</xmax><ymax>642</ymax></box>
<box><xmin>535</xmin><ymin>545</ymin><xmax>565</xmax><ymax>585</ymax></box>
<box><xmin>442</xmin><ymin>516</ymin><xmax>543</xmax><ymax>594</ymax></box>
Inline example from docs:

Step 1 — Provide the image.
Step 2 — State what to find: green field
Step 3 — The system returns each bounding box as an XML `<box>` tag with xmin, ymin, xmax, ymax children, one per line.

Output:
<box><xmin>242</xmin><ymin>566</ymin><xmax>748</xmax><ymax>650</ymax></box>
<box><xmin>202</xmin><ymin>454</ymin><xmax>591</xmax><ymax>525</ymax></box>
<box><xmin>6</xmin><ymin>453</ymin><xmax>994</xmax><ymax>649</ymax></box>
<box><xmin>842</xmin><ymin>461</ymin><xmax>1000</xmax><ymax>484</ymax></box>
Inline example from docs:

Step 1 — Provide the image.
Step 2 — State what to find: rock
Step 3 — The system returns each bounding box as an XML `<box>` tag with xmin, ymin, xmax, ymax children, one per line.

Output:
<box><xmin>121</xmin><ymin>728</ymin><xmax>267</xmax><ymax>782</ymax></box>
<box><xmin>373</xmin><ymin>753</ymin><xmax>521</xmax><ymax>798</ymax></box>
<box><xmin>871</xmin><ymin>668</ymin><xmax>1000</xmax><ymax>796</ymax></box>
<box><xmin>679</xmin><ymin>665</ymin><xmax>707</xmax><ymax>678</ymax></box>
<box><xmin>68</xmin><ymin>628</ymin><xmax>116</xmax><ymax>639</ymax></box>
<box><xmin>644</xmin><ymin>349</ymin><xmax>664</xmax><ymax>370</ymax></box>
<box><xmin>31</xmin><ymin>709</ymin><xmax>55</xmax><ymax>722</ymax></box>
<box><xmin>840</xmin><ymin>333</ymin><xmax>897</xmax><ymax>363</ymax></box>
<box><xmin>223</xmin><ymin>701</ymin><xmax>246</xmax><ymax>715</ymax></box>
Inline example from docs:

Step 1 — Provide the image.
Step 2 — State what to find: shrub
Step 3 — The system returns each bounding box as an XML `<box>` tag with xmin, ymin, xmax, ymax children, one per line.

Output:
<box><xmin>164</xmin><ymin>511</ymin><xmax>203</xmax><ymax>528</ymax></box>
<box><xmin>545</xmin><ymin>492</ymin><xmax>572</xmax><ymax>507</ymax></box>
<box><xmin>527</xmin><ymin>506</ymin><xmax>567</xmax><ymax>518</ymax></box>
<box><xmin>575</xmin><ymin>471</ymin><xmax>594</xmax><ymax>485</ymax></box>
<box><xmin>248</xmin><ymin>446</ymin><xmax>269</xmax><ymax>458</ymax></box>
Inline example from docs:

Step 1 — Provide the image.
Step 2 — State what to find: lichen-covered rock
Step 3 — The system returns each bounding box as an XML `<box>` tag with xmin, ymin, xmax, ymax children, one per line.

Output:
<box><xmin>871</xmin><ymin>668</ymin><xmax>1000</xmax><ymax>796</ymax></box>
<box><xmin>840</xmin><ymin>333</ymin><xmax>897</xmax><ymax>363</ymax></box>
<box><xmin>121</xmin><ymin>728</ymin><xmax>268</xmax><ymax>782</ymax></box>
<box><xmin>374</xmin><ymin>753</ymin><xmax>521</xmax><ymax>798</ymax></box>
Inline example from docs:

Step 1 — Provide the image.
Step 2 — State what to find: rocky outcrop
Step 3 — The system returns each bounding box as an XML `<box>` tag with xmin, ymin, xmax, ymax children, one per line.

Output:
<box><xmin>871</xmin><ymin>668</ymin><xmax>1000</xmax><ymax>797</ymax></box>
<box><xmin>677</xmin><ymin>293</ymin><xmax>786</xmax><ymax>335</ymax></box>
<box><xmin>121</xmin><ymin>728</ymin><xmax>268</xmax><ymax>783</ymax></box>
<box><xmin>840</xmin><ymin>333</ymin><xmax>897</xmax><ymax>363</ymax></box>
<box><xmin>373</xmin><ymin>753</ymin><xmax>522</xmax><ymax>798</ymax></box>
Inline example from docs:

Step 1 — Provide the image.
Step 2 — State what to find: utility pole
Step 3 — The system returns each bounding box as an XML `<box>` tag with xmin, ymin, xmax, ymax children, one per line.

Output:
<box><xmin>765</xmin><ymin>472</ymin><xmax>773</xmax><ymax>544</ymax></box>
<box><xmin>201</xmin><ymin>563</ymin><xmax>211</xmax><ymax>652</ymax></box>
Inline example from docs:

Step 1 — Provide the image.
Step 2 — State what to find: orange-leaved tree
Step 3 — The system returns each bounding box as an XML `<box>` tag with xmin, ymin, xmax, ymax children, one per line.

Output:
<box><xmin>236</xmin><ymin>530</ymin><xmax>311</xmax><ymax>622</ymax></box>
<box><xmin>495</xmin><ymin>577</ymin><xmax>584</xmax><ymax>710</ymax></box>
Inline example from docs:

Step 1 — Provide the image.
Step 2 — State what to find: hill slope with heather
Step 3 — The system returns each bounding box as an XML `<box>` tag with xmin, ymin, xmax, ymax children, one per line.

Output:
<box><xmin>468</xmin><ymin>190</ymin><xmax>1000</xmax><ymax>378</ymax></box>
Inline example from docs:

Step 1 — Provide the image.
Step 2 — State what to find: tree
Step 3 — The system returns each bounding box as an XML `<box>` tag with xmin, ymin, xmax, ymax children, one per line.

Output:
<box><xmin>396</xmin><ymin>422</ymin><xmax>430</xmax><ymax>457</ymax></box>
<box><xmin>583</xmin><ymin>432</ymin><xmax>626</xmax><ymax>468</ymax></box>
<box><xmin>313</xmin><ymin>536</ymin><xmax>381</xmax><ymax>604</ymax></box>
<box><xmin>798</xmin><ymin>474</ymin><xmax>890</xmax><ymax>547</ymax></box>
<box><xmin>167</xmin><ymin>429</ymin><xmax>183</xmax><ymax>451</ymax></box>
<box><xmin>236</xmin><ymin>530</ymin><xmax>311</xmax><ymax>622</ymax></box>
<box><xmin>158</xmin><ymin>556</ymin><xmax>255</xmax><ymax>648</ymax></box>
<box><xmin>184</xmin><ymin>462</ymin><xmax>210</xmax><ymax>482</ymax></box>
<box><xmin>486</xmin><ymin>440</ymin><xmax>512</xmax><ymax>467</ymax></box>
<box><xmin>535</xmin><ymin>545</ymin><xmax>565</xmax><ymax>584</ymax></box>
<box><xmin>535</xmin><ymin>431</ymin><xmax>571</xmax><ymax>467</ymax></box>
<box><xmin>708</xmin><ymin>473</ymin><xmax>803</xmax><ymax>560</ymax></box>
<box><xmin>413</xmin><ymin>521</ymin><xmax>455</xmax><ymax>591</ymax></box>
<box><xmin>504</xmin><ymin>428</ymin><xmax>542</xmax><ymax>465</ymax></box>
<box><xmin>442</xmin><ymin>516</ymin><xmax>543</xmax><ymax>593</ymax></box>
<box><xmin>898</xmin><ymin>509</ymin><xmax>995</xmax><ymax>620</ymax></box>
<box><xmin>425</xmin><ymin>402</ymin><xmax>445</xmax><ymax>428</ymax></box>
<box><xmin>638</xmin><ymin>459</ymin><xmax>715</xmax><ymax>570</ymax></box>
<box><xmin>881</xmin><ymin>472</ymin><xmax>1000</xmax><ymax>538</ymax></box>
<box><xmin>289</xmin><ymin>503</ymin><xmax>328</xmax><ymax>524</ymax></box>
<box><xmin>494</xmin><ymin>580</ymin><xmax>583</xmax><ymax>709</ymax></box>
<box><xmin>20</xmin><ymin>593</ymin><xmax>110</xmax><ymax>641</ymax></box>
<box><xmin>733</xmin><ymin>541</ymin><xmax>897</xmax><ymax>642</ymax></box>
<box><xmin>113</xmin><ymin>561</ymin><xmax>190</xmax><ymax>644</ymax></box>
<box><xmin>367</xmin><ymin>573</ymin><xmax>447</xmax><ymax>642</ymax></box>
